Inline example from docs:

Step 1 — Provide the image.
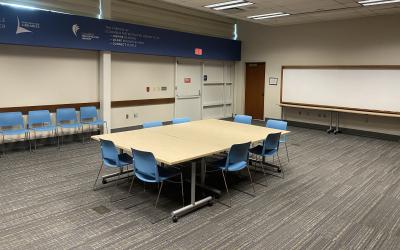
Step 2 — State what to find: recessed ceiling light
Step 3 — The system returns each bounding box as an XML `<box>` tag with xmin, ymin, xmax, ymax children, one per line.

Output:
<box><xmin>205</xmin><ymin>0</ymin><xmax>245</xmax><ymax>8</ymax></box>
<box><xmin>214</xmin><ymin>2</ymin><xmax>254</xmax><ymax>10</ymax></box>
<box><xmin>247</xmin><ymin>12</ymin><xmax>290</xmax><ymax>20</ymax></box>
<box><xmin>204</xmin><ymin>0</ymin><xmax>254</xmax><ymax>11</ymax></box>
<box><xmin>247</xmin><ymin>12</ymin><xmax>286</xmax><ymax>19</ymax></box>
<box><xmin>358</xmin><ymin>0</ymin><xmax>400</xmax><ymax>6</ymax></box>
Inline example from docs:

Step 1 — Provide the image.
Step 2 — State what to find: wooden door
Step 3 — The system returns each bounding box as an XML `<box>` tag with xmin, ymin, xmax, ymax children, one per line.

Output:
<box><xmin>245</xmin><ymin>62</ymin><xmax>265</xmax><ymax>120</ymax></box>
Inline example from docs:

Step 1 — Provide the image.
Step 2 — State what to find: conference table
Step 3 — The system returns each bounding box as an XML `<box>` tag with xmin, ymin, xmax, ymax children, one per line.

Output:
<box><xmin>92</xmin><ymin>119</ymin><xmax>289</xmax><ymax>222</ymax></box>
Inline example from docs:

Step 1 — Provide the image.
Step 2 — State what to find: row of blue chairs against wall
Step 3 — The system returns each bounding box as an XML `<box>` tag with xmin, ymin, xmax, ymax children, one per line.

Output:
<box><xmin>0</xmin><ymin>106</ymin><xmax>107</xmax><ymax>154</ymax></box>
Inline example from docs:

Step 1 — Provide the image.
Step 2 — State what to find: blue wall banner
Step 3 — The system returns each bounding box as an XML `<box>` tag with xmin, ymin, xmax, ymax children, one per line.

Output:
<box><xmin>0</xmin><ymin>5</ymin><xmax>241</xmax><ymax>61</ymax></box>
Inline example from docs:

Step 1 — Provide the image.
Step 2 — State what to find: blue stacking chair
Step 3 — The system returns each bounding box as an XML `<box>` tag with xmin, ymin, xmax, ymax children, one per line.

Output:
<box><xmin>28</xmin><ymin>110</ymin><xmax>58</xmax><ymax>150</ymax></box>
<box><xmin>80</xmin><ymin>106</ymin><xmax>108</xmax><ymax>135</ymax></box>
<box><xmin>56</xmin><ymin>108</ymin><xmax>83</xmax><ymax>145</ymax></box>
<box><xmin>143</xmin><ymin>121</ymin><xmax>163</xmax><ymax>128</ymax></box>
<box><xmin>234</xmin><ymin>115</ymin><xmax>252</xmax><ymax>124</ymax></box>
<box><xmin>172</xmin><ymin>117</ymin><xmax>191</xmax><ymax>124</ymax></box>
<box><xmin>0</xmin><ymin>112</ymin><xmax>31</xmax><ymax>154</ymax></box>
<box><xmin>209</xmin><ymin>142</ymin><xmax>254</xmax><ymax>207</ymax></box>
<box><xmin>249</xmin><ymin>132</ymin><xmax>283</xmax><ymax>179</ymax></box>
<box><xmin>266</xmin><ymin>119</ymin><xmax>289</xmax><ymax>162</ymax></box>
<box><xmin>129</xmin><ymin>149</ymin><xmax>184</xmax><ymax>208</ymax></box>
<box><xmin>93</xmin><ymin>140</ymin><xmax>133</xmax><ymax>200</ymax></box>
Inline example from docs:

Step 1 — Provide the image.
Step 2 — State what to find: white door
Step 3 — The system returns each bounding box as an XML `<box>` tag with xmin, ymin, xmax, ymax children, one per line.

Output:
<box><xmin>175</xmin><ymin>60</ymin><xmax>202</xmax><ymax>121</ymax></box>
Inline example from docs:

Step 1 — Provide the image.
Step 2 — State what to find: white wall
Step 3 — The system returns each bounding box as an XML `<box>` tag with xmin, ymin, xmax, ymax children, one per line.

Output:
<box><xmin>111</xmin><ymin>53</ymin><xmax>175</xmax><ymax>128</ymax></box>
<box><xmin>236</xmin><ymin>14</ymin><xmax>400</xmax><ymax>135</ymax></box>
<box><xmin>0</xmin><ymin>44</ymin><xmax>99</xmax><ymax>107</ymax></box>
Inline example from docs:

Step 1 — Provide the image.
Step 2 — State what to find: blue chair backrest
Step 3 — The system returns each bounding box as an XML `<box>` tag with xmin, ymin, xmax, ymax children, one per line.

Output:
<box><xmin>263</xmin><ymin>132</ymin><xmax>281</xmax><ymax>154</ymax></box>
<box><xmin>28</xmin><ymin>110</ymin><xmax>51</xmax><ymax>128</ymax></box>
<box><xmin>266</xmin><ymin>119</ymin><xmax>288</xmax><ymax>141</ymax></box>
<box><xmin>80</xmin><ymin>106</ymin><xmax>98</xmax><ymax>120</ymax></box>
<box><xmin>0</xmin><ymin>112</ymin><xmax>24</xmax><ymax>129</ymax></box>
<box><xmin>226</xmin><ymin>142</ymin><xmax>251</xmax><ymax>168</ymax></box>
<box><xmin>56</xmin><ymin>108</ymin><xmax>78</xmax><ymax>124</ymax></box>
<box><xmin>100</xmin><ymin>140</ymin><xmax>119</xmax><ymax>166</ymax></box>
<box><xmin>234</xmin><ymin>115</ymin><xmax>252</xmax><ymax>124</ymax></box>
<box><xmin>143</xmin><ymin>121</ymin><xmax>163</xmax><ymax>128</ymax></box>
<box><xmin>266</xmin><ymin>119</ymin><xmax>287</xmax><ymax>130</ymax></box>
<box><xmin>172</xmin><ymin>117</ymin><xmax>191</xmax><ymax>124</ymax></box>
<box><xmin>132</xmin><ymin>149</ymin><xmax>159</xmax><ymax>182</ymax></box>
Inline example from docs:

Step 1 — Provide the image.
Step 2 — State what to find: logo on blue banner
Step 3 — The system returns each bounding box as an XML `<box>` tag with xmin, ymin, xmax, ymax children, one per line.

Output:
<box><xmin>72</xmin><ymin>24</ymin><xmax>79</xmax><ymax>37</ymax></box>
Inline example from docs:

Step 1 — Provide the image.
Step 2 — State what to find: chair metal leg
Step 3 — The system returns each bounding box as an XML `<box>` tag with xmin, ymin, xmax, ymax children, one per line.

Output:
<box><xmin>155</xmin><ymin>181</ymin><xmax>164</xmax><ymax>208</ymax></box>
<box><xmin>93</xmin><ymin>163</ymin><xmax>104</xmax><ymax>190</ymax></box>
<box><xmin>82</xmin><ymin>125</ymin><xmax>85</xmax><ymax>144</ymax></box>
<box><xmin>260</xmin><ymin>163</ymin><xmax>269</xmax><ymax>185</ymax></box>
<box><xmin>26</xmin><ymin>132</ymin><xmax>31</xmax><ymax>153</ymax></box>
<box><xmin>60</xmin><ymin>128</ymin><xmax>64</xmax><ymax>147</ymax></box>
<box><xmin>246</xmin><ymin>165</ymin><xmax>256</xmax><ymax>193</ymax></box>
<box><xmin>221</xmin><ymin>170</ymin><xmax>231</xmax><ymax>207</ymax></box>
<box><xmin>277</xmin><ymin>153</ymin><xmax>284</xmax><ymax>179</ymax></box>
<box><xmin>129</xmin><ymin>175</ymin><xmax>135</xmax><ymax>193</ymax></box>
<box><xmin>56</xmin><ymin>129</ymin><xmax>60</xmax><ymax>149</ymax></box>
<box><xmin>284</xmin><ymin>142</ymin><xmax>290</xmax><ymax>162</ymax></box>
<box><xmin>180</xmin><ymin>173</ymin><xmax>185</xmax><ymax>206</ymax></box>
<box><xmin>2</xmin><ymin>134</ymin><xmax>5</xmax><ymax>156</ymax></box>
<box><xmin>34</xmin><ymin>131</ymin><xmax>37</xmax><ymax>151</ymax></box>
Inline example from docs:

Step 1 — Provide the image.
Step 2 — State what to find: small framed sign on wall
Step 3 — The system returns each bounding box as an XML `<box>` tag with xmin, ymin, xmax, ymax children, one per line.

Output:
<box><xmin>269</xmin><ymin>77</ymin><xmax>279</xmax><ymax>85</ymax></box>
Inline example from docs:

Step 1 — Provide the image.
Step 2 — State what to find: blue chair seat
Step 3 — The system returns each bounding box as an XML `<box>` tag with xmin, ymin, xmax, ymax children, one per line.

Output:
<box><xmin>212</xmin><ymin>158</ymin><xmax>248</xmax><ymax>172</ymax></box>
<box><xmin>82</xmin><ymin>119</ymin><xmax>106</xmax><ymax>126</ymax></box>
<box><xmin>104</xmin><ymin>153</ymin><xmax>133</xmax><ymax>168</ymax></box>
<box><xmin>59</xmin><ymin>123</ymin><xmax>82</xmax><ymax>129</ymax></box>
<box><xmin>1</xmin><ymin>128</ymin><xmax>29</xmax><ymax>136</ymax></box>
<box><xmin>135</xmin><ymin>166</ymin><xmax>180</xmax><ymax>183</ymax></box>
<box><xmin>31</xmin><ymin>125</ymin><xmax>57</xmax><ymax>132</ymax></box>
<box><xmin>249</xmin><ymin>145</ymin><xmax>278</xmax><ymax>157</ymax></box>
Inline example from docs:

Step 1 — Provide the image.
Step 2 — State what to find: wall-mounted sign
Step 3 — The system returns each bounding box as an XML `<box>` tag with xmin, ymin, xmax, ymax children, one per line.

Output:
<box><xmin>269</xmin><ymin>77</ymin><xmax>279</xmax><ymax>85</ymax></box>
<box><xmin>0</xmin><ymin>5</ymin><xmax>241</xmax><ymax>61</ymax></box>
<box><xmin>184</xmin><ymin>78</ymin><xmax>191</xmax><ymax>84</ymax></box>
<box><xmin>194</xmin><ymin>48</ymin><xmax>203</xmax><ymax>55</ymax></box>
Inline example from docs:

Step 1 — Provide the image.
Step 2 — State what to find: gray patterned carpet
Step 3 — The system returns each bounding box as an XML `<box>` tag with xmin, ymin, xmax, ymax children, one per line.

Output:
<box><xmin>1</xmin><ymin>126</ymin><xmax>400</xmax><ymax>249</ymax></box>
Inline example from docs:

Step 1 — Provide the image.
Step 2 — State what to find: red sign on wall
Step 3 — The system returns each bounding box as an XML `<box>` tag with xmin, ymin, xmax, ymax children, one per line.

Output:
<box><xmin>195</xmin><ymin>48</ymin><xmax>203</xmax><ymax>55</ymax></box>
<box><xmin>184</xmin><ymin>78</ymin><xmax>191</xmax><ymax>84</ymax></box>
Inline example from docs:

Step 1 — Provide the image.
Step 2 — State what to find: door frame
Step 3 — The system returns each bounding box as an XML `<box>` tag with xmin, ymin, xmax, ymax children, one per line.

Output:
<box><xmin>245</xmin><ymin>62</ymin><xmax>266</xmax><ymax>120</ymax></box>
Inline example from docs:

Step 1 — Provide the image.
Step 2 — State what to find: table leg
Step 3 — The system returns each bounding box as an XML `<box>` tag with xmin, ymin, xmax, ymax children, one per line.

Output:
<box><xmin>171</xmin><ymin>161</ymin><xmax>213</xmax><ymax>222</ymax></box>
<box><xmin>327</xmin><ymin>111</ymin><xmax>334</xmax><ymax>134</ymax></box>
<box><xmin>334</xmin><ymin>111</ymin><xmax>341</xmax><ymax>134</ymax></box>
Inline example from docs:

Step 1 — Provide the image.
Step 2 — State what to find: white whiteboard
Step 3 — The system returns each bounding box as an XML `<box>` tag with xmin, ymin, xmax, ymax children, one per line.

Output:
<box><xmin>281</xmin><ymin>67</ymin><xmax>400</xmax><ymax>113</ymax></box>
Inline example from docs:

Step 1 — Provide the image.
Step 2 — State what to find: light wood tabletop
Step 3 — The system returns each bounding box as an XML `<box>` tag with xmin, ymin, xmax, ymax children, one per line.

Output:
<box><xmin>92</xmin><ymin>119</ymin><xmax>289</xmax><ymax>165</ymax></box>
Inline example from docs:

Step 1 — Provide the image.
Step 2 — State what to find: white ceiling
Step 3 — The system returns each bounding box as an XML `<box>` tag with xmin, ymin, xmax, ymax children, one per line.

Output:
<box><xmin>159</xmin><ymin>0</ymin><xmax>400</xmax><ymax>26</ymax></box>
